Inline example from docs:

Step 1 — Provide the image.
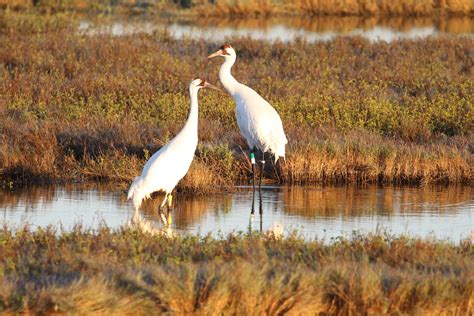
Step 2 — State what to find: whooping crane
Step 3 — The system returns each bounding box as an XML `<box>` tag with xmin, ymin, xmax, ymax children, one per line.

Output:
<box><xmin>208</xmin><ymin>44</ymin><xmax>288</xmax><ymax>190</ymax></box>
<box><xmin>127</xmin><ymin>78</ymin><xmax>220</xmax><ymax>224</ymax></box>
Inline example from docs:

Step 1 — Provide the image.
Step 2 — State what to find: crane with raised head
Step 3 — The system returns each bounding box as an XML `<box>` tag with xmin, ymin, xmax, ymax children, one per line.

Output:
<box><xmin>208</xmin><ymin>44</ymin><xmax>288</xmax><ymax>191</ymax></box>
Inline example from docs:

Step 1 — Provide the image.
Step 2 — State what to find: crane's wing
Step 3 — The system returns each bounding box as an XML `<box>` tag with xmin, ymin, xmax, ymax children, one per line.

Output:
<box><xmin>234</xmin><ymin>84</ymin><xmax>287</xmax><ymax>159</ymax></box>
<box><xmin>140</xmin><ymin>132</ymin><xmax>197</xmax><ymax>193</ymax></box>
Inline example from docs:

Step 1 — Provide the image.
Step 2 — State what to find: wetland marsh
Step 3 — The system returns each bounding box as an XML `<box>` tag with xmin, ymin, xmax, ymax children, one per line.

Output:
<box><xmin>1</xmin><ymin>11</ymin><xmax>472</xmax><ymax>188</ymax></box>
<box><xmin>0</xmin><ymin>7</ymin><xmax>473</xmax><ymax>314</ymax></box>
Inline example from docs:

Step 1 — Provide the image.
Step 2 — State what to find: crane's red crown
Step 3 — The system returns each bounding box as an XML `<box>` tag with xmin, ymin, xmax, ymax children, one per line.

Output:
<box><xmin>198</xmin><ymin>79</ymin><xmax>206</xmax><ymax>87</ymax></box>
<box><xmin>220</xmin><ymin>44</ymin><xmax>232</xmax><ymax>56</ymax></box>
<box><xmin>192</xmin><ymin>77</ymin><xmax>206</xmax><ymax>86</ymax></box>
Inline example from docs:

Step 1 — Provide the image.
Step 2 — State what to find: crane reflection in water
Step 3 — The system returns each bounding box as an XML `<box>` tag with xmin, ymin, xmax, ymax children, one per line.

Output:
<box><xmin>1</xmin><ymin>185</ymin><xmax>472</xmax><ymax>242</ymax></box>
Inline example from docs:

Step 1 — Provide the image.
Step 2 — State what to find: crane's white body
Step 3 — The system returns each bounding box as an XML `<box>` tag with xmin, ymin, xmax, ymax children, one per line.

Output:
<box><xmin>233</xmin><ymin>84</ymin><xmax>287</xmax><ymax>159</ymax></box>
<box><xmin>127</xmin><ymin>81</ymin><xmax>200</xmax><ymax>211</ymax></box>
<box><xmin>214</xmin><ymin>46</ymin><xmax>287</xmax><ymax>161</ymax></box>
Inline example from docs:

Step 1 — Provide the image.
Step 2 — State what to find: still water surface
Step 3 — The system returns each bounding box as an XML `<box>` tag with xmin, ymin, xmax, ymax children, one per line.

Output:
<box><xmin>79</xmin><ymin>16</ymin><xmax>473</xmax><ymax>42</ymax></box>
<box><xmin>1</xmin><ymin>185</ymin><xmax>472</xmax><ymax>242</ymax></box>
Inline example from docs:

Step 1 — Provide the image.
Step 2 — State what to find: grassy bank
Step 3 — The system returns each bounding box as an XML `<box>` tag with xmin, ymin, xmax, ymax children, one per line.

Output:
<box><xmin>1</xmin><ymin>0</ymin><xmax>473</xmax><ymax>17</ymax></box>
<box><xmin>193</xmin><ymin>0</ymin><xmax>474</xmax><ymax>17</ymax></box>
<box><xmin>0</xmin><ymin>226</ymin><xmax>472</xmax><ymax>314</ymax></box>
<box><xmin>174</xmin><ymin>15</ymin><xmax>474</xmax><ymax>35</ymax></box>
<box><xmin>0</xmin><ymin>11</ymin><xmax>472</xmax><ymax>190</ymax></box>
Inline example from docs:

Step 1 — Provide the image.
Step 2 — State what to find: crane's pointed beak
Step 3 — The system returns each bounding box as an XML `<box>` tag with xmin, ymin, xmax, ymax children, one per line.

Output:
<box><xmin>204</xmin><ymin>82</ymin><xmax>223</xmax><ymax>91</ymax></box>
<box><xmin>207</xmin><ymin>50</ymin><xmax>223</xmax><ymax>59</ymax></box>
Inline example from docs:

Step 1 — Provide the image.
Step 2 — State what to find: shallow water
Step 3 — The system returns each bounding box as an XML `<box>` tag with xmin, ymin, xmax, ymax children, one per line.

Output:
<box><xmin>1</xmin><ymin>184</ymin><xmax>472</xmax><ymax>242</ymax></box>
<box><xmin>79</xmin><ymin>16</ymin><xmax>473</xmax><ymax>42</ymax></box>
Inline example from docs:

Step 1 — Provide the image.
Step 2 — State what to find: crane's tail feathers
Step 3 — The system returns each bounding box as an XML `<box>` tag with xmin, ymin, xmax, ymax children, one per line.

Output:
<box><xmin>127</xmin><ymin>176</ymin><xmax>146</xmax><ymax>211</ymax></box>
<box><xmin>274</xmin><ymin>154</ymin><xmax>286</xmax><ymax>163</ymax></box>
<box><xmin>274</xmin><ymin>147</ymin><xmax>285</xmax><ymax>163</ymax></box>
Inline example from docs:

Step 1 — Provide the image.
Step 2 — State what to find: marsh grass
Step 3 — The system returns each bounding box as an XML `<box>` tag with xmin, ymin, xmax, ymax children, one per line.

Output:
<box><xmin>0</xmin><ymin>11</ymin><xmax>472</xmax><ymax>190</ymax></box>
<box><xmin>194</xmin><ymin>0</ymin><xmax>473</xmax><ymax>17</ymax></box>
<box><xmin>0</xmin><ymin>226</ymin><xmax>472</xmax><ymax>314</ymax></box>
<box><xmin>186</xmin><ymin>15</ymin><xmax>474</xmax><ymax>35</ymax></box>
<box><xmin>2</xmin><ymin>0</ymin><xmax>473</xmax><ymax>16</ymax></box>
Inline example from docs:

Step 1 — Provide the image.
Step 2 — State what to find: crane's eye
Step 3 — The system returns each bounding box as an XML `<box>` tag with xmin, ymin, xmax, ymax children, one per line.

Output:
<box><xmin>198</xmin><ymin>80</ymin><xmax>206</xmax><ymax>87</ymax></box>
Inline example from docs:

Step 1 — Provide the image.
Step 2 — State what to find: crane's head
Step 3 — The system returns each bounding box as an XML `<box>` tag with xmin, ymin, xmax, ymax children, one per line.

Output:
<box><xmin>190</xmin><ymin>78</ymin><xmax>221</xmax><ymax>91</ymax></box>
<box><xmin>207</xmin><ymin>44</ymin><xmax>236</xmax><ymax>60</ymax></box>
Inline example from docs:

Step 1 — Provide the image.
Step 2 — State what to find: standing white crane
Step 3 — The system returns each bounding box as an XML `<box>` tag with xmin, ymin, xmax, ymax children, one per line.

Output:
<box><xmin>208</xmin><ymin>44</ymin><xmax>288</xmax><ymax>190</ymax></box>
<box><xmin>127</xmin><ymin>78</ymin><xmax>219</xmax><ymax>224</ymax></box>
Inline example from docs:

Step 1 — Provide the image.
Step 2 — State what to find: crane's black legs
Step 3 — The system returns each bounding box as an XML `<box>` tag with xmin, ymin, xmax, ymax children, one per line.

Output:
<box><xmin>250</xmin><ymin>151</ymin><xmax>256</xmax><ymax>191</ymax></box>
<box><xmin>259</xmin><ymin>151</ymin><xmax>265</xmax><ymax>190</ymax></box>
<box><xmin>251</xmin><ymin>188</ymin><xmax>255</xmax><ymax>215</ymax></box>
<box><xmin>259</xmin><ymin>195</ymin><xmax>263</xmax><ymax>232</ymax></box>
<box><xmin>250</xmin><ymin>149</ymin><xmax>264</xmax><ymax>231</ymax></box>
<box><xmin>258</xmin><ymin>151</ymin><xmax>265</xmax><ymax>231</ymax></box>
<box><xmin>250</xmin><ymin>191</ymin><xmax>263</xmax><ymax>230</ymax></box>
<box><xmin>250</xmin><ymin>150</ymin><xmax>256</xmax><ymax>216</ymax></box>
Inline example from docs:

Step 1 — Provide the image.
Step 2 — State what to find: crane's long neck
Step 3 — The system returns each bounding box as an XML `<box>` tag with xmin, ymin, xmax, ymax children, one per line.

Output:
<box><xmin>219</xmin><ymin>56</ymin><xmax>239</xmax><ymax>95</ymax></box>
<box><xmin>181</xmin><ymin>86</ymin><xmax>199</xmax><ymax>135</ymax></box>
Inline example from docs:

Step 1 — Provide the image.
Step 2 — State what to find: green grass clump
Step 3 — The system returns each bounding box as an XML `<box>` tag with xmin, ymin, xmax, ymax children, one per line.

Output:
<box><xmin>0</xmin><ymin>11</ymin><xmax>472</xmax><ymax>189</ymax></box>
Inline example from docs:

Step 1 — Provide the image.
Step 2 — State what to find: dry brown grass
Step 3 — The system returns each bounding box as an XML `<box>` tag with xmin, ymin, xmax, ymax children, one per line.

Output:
<box><xmin>0</xmin><ymin>226</ymin><xmax>472</xmax><ymax>314</ymax></box>
<box><xmin>190</xmin><ymin>15</ymin><xmax>474</xmax><ymax>34</ymax></box>
<box><xmin>195</xmin><ymin>0</ymin><xmax>276</xmax><ymax>17</ymax></box>
<box><xmin>282</xmin><ymin>129</ymin><xmax>472</xmax><ymax>184</ymax></box>
<box><xmin>194</xmin><ymin>0</ymin><xmax>473</xmax><ymax>17</ymax></box>
<box><xmin>1</xmin><ymin>0</ymin><xmax>472</xmax><ymax>16</ymax></box>
<box><xmin>290</xmin><ymin>0</ymin><xmax>443</xmax><ymax>16</ymax></box>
